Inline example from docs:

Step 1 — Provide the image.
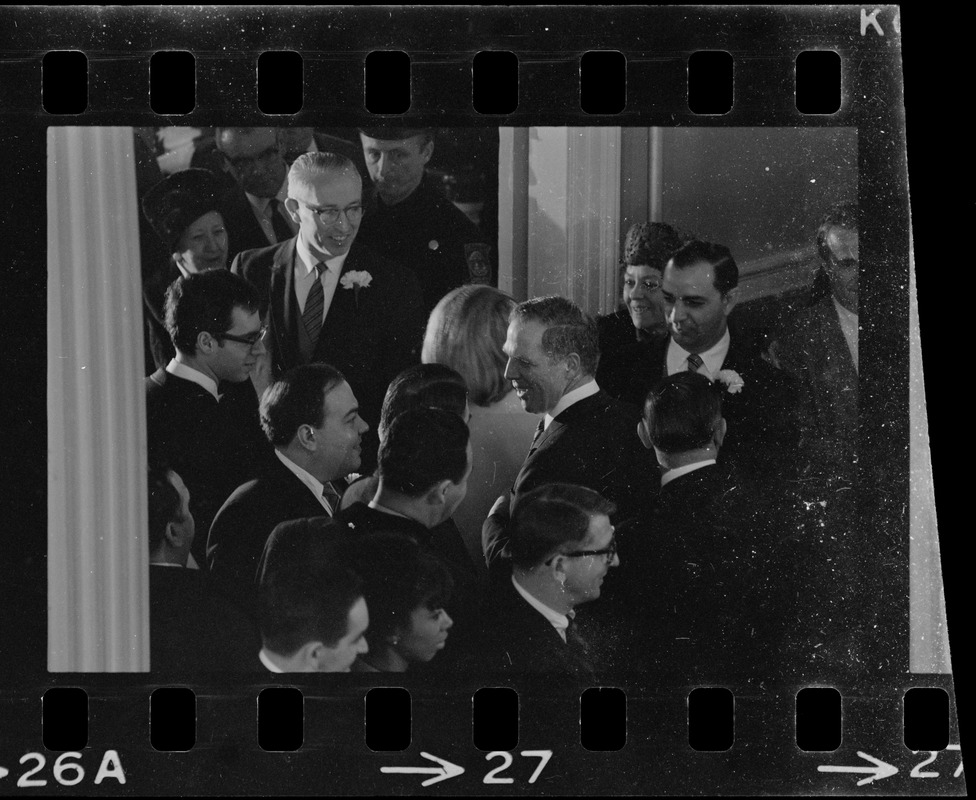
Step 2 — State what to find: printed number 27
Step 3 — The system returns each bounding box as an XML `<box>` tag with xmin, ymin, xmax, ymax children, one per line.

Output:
<box><xmin>484</xmin><ymin>750</ymin><xmax>553</xmax><ymax>784</ymax></box>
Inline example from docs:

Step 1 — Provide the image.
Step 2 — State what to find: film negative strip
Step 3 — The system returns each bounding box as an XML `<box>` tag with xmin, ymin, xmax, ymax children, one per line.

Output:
<box><xmin>0</xmin><ymin>4</ymin><xmax>965</xmax><ymax>795</ymax></box>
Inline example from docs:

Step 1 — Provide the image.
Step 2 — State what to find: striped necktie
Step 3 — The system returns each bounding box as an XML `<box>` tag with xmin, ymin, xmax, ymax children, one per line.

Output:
<box><xmin>303</xmin><ymin>263</ymin><xmax>326</xmax><ymax>346</ymax></box>
<box><xmin>687</xmin><ymin>353</ymin><xmax>704</xmax><ymax>373</ymax></box>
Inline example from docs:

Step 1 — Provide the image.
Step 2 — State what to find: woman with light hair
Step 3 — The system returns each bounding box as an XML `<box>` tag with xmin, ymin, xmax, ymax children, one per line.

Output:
<box><xmin>422</xmin><ymin>285</ymin><xmax>539</xmax><ymax>574</ymax></box>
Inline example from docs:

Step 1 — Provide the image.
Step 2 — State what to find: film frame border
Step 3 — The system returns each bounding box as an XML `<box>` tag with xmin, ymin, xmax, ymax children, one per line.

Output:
<box><xmin>0</xmin><ymin>4</ymin><xmax>964</xmax><ymax>796</ymax></box>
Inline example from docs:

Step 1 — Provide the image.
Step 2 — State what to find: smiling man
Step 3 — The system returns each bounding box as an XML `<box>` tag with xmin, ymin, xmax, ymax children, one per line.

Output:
<box><xmin>482</xmin><ymin>296</ymin><xmax>653</xmax><ymax>570</ymax></box>
<box><xmin>354</xmin><ymin>127</ymin><xmax>483</xmax><ymax>314</ymax></box>
<box><xmin>146</xmin><ymin>270</ymin><xmax>274</xmax><ymax>568</ymax></box>
<box><xmin>632</xmin><ymin>239</ymin><xmax>799</xmax><ymax>481</ymax></box>
<box><xmin>231</xmin><ymin>151</ymin><xmax>426</xmax><ymax>471</ymax></box>
<box><xmin>207</xmin><ymin>363</ymin><xmax>369</xmax><ymax>616</ymax></box>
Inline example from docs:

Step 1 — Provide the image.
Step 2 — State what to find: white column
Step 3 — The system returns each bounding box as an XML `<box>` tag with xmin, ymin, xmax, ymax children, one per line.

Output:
<box><xmin>48</xmin><ymin>127</ymin><xmax>149</xmax><ymax>672</ymax></box>
<box><xmin>497</xmin><ymin>127</ymin><xmax>529</xmax><ymax>300</ymax></box>
<box><xmin>525</xmin><ymin>127</ymin><xmax>621</xmax><ymax>315</ymax></box>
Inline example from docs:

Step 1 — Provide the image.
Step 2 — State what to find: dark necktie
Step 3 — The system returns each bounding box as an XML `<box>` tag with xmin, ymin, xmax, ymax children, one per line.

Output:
<box><xmin>528</xmin><ymin>419</ymin><xmax>546</xmax><ymax>456</ymax></box>
<box><xmin>268</xmin><ymin>198</ymin><xmax>293</xmax><ymax>243</ymax></box>
<box><xmin>687</xmin><ymin>353</ymin><xmax>704</xmax><ymax>373</ymax></box>
<box><xmin>303</xmin><ymin>263</ymin><xmax>326</xmax><ymax>346</ymax></box>
<box><xmin>564</xmin><ymin>615</ymin><xmax>596</xmax><ymax>677</ymax></box>
<box><xmin>321</xmin><ymin>481</ymin><xmax>341</xmax><ymax>516</ymax></box>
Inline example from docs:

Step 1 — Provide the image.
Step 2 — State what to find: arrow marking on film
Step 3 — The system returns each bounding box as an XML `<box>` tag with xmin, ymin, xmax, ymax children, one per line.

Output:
<box><xmin>818</xmin><ymin>751</ymin><xmax>899</xmax><ymax>786</ymax></box>
<box><xmin>381</xmin><ymin>752</ymin><xmax>465</xmax><ymax>787</ymax></box>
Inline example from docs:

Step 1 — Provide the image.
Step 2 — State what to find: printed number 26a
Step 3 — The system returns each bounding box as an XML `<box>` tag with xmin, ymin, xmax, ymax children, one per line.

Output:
<box><xmin>484</xmin><ymin>750</ymin><xmax>553</xmax><ymax>784</ymax></box>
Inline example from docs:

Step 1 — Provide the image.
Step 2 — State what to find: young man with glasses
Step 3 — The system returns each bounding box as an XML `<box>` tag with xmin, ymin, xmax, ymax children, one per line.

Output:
<box><xmin>146</xmin><ymin>270</ymin><xmax>275</xmax><ymax>568</ymax></box>
<box><xmin>464</xmin><ymin>483</ymin><xmax>618</xmax><ymax>685</ymax></box>
<box><xmin>231</xmin><ymin>151</ymin><xmax>426</xmax><ymax>473</ymax></box>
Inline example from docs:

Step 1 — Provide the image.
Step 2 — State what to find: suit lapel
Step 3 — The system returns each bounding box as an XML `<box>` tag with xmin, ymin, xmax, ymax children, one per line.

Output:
<box><xmin>819</xmin><ymin>301</ymin><xmax>858</xmax><ymax>387</ymax></box>
<box><xmin>269</xmin><ymin>239</ymin><xmax>300</xmax><ymax>368</ymax></box>
<box><xmin>314</xmin><ymin>246</ymin><xmax>369</xmax><ymax>364</ymax></box>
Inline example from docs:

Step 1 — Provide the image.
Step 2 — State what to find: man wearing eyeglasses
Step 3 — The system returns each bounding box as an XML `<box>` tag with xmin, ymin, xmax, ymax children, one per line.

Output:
<box><xmin>215</xmin><ymin>127</ymin><xmax>296</xmax><ymax>261</ymax></box>
<box><xmin>231</xmin><ymin>151</ymin><xmax>426</xmax><ymax>472</ymax></box>
<box><xmin>465</xmin><ymin>483</ymin><xmax>618</xmax><ymax>684</ymax></box>
<box><xmin>770</xmin><ymin>202</ymin><xmax>859</xmax><ymax>482</ymax></box>
<box><xmin>146</xmin><ymin>270</ymin><xmax>275</xmax><ymax>569</ymax></box>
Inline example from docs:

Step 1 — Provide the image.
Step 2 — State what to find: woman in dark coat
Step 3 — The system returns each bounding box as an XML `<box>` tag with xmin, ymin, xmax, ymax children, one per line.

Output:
<box><xmin>596</xmin><ymin>221</ymin><xmax>685</xmax><ymax>407</ymax></box>
<box><xmin>141</xmin><ymin>168</ymin><xmax>230</xmax><ymax>370</ymax></box>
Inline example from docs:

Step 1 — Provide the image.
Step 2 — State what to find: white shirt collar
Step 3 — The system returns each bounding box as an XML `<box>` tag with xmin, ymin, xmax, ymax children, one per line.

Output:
<box><xmin>165</xmin><ymin>359</ymin><xmax>220</xmax><ymax>401</ymax></box>
<box><xmin>666</xmin><ymin>328</ymin><xmax>731</xmax><ymax>378</ymax></box>
<box><xmin>258</xmin><ymin>649</ymin><xmax>284</xmax><ymax>673</ymax></box>
<box><xmin>544</xmin><ymin>379</ymin><xmax>599</xmax><ymax>430</ymax></box>
<box><xmin>274</xmin><ymin>450</ymin><xmax>334</xmax><ymax>514</ymax></box>
<box><xmin>660</xmin><ymin>459</ymin><xmax>717</xmax><ymax>488</ymax></box>
<box><xmin>295</xmin><ymin>233</ymin><xmax>350</xmax><ymax>279</ymax></box>
<box><xmin>511</xmin><ymin>573</ymin><xmax>570</xmax><ymax>641</ymax></box>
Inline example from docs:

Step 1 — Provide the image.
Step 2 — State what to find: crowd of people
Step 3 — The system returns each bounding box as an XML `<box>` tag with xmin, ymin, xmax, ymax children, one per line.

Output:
<box><xmin>143</xmin><ymin>126</ymin><xmax>865</xmax><ymax>682</ymax></box>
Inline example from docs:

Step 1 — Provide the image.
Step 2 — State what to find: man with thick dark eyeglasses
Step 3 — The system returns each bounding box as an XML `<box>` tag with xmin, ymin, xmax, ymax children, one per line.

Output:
<box><xmin>231</xmin><ymin>151</ymin><xmax>425</xmax><ymax>471</ymax></box>
<box><xmin>215</xmin><ymin>127</ymin><xmax>296</xmax><ymax>260</ymax></box>
<box><xmin>146</xmin><ymin>270</ymin><xmax>274</xmax><ymax>568</ymax></box>
<box><xmin>463</xmin><ymin>483</ymin><xmax>618</xmax><ymax>686</ymax></box>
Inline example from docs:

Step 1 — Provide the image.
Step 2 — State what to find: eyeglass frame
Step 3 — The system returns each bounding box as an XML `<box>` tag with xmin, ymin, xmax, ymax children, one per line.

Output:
<box><xmin>296</xmin><ymin>199</ymin><xmax>366</xmax><ymax>226</ymax></box>
<box><xmin>212</xmin><ymin>326</ymin><xmax>269</xmax><ymax>349</ymax></box>
<box><xmin>545</xmin><ymin>532</ymin><xmax>617</xmax><ymax>566</ymax></box>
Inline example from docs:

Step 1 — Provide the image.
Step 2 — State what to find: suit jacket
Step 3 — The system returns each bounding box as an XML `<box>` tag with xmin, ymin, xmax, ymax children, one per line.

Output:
<box><xmin>618</xmin><ymin>463</ymin><xmax>806</xmax><ymax>681</ymax></box>
<box><xmin>460</xmin><ymin>574</ymin><xmax>597</xmax><ymax>688</ymax></box>
<box><xmin>633</xmin><ymin>326</ymin><xmax>800</xmax><ymax>481</ymax></box>
<box><xmin>146</xmin><ymin>369</ymin><xmax>273</xmax><ymax>568</ymax></box>
<box><xmin>149</xmin><ymin>564</ymin><xmax>261</xmax><ymax>674</ymax></box>
<box><xmin>770</xmin><ymin>296</ymin><xmax>858</xmax><ymax>481</ymax></box>
<box><xmin>483</xmin><ymin>390</ymin><xmax>655</xmax><ymax>568</ymax></box>
<box><xmin>232</xmin><ymin>237</ymin><xmax>426</xmax><ymax>468</ymax></box>
<box><xmin>206</xmin><ymin>456</ymin><xmax>332</xmax><ymax>616</ymax></box>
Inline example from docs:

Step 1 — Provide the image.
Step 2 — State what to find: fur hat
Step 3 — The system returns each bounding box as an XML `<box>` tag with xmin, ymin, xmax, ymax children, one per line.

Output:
<box><xmin>621</xmin><ymin>222</ymin><xmax>684</xmax><ymax>271</ymax></box>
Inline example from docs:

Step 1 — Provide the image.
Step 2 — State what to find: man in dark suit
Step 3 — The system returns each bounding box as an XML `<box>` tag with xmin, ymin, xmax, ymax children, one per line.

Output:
<box><xmin>145</xmin><ymin>270</ymin><xmax>273</xmax><ymax>568</ymax></box>
<box><xmin>632</xmin><ymin>238</ymin><xmax>800</xmax><ymax>481</ymax></box>
<box><xmin>258</xmin><ymin>408</ymin><xmax>477</xmax><ymax>634</ymax></box>
<box><xmin>206</xmin><ymin>363</ymin><xmax>369</xmax><ymax>616</ymax></box>
<box><xmin>276</xmin><ymin>126</ymin><xmax>368</xmax><ymax>179</ymax></box>
<box><xmin>622</xmin><ymin>372</ymin><xmax>820</xmax><ymax>682</ymax></box>
<box><xmin>771</xmin><ymin>202</ymin><xmax>858</xmax><ymax>482</ymax></box>
<box><xmin>482</xmin><ymin>296</ymin><xmax>654</xmax><ymax>568</ymax></box>
<box><xmin>231</xmin><ymin>151</ymin><xmax>426</xmax><ymax>470</ymax></box>
<box><xmin>463</xmin><ymin>483</ymin><xmax>618</xmax><ymax>687</ymax></box>
<box><xmin>147</xmin><ymin>466</ymin><xmax>261</xmax><ymax>674</ymax></box>
<box><xmin>355</xmin><ymin>127</ymin><xmax>485</xmax><ymax>314</ymax></box>
<box><xmin>215</xmin><ymin>127</ymin><xmax>297</xmax><ymax>261</ymax></box>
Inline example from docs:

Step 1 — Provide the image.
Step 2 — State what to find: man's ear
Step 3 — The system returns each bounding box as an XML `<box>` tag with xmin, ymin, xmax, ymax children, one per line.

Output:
<box><xmin>284</xmin><ymin>197</ymin><xmax>302</xmax><ymax>225</ymax></box>
<box><xmin>196</xmin><ymin>330</ymin><xmax>216</xmax><ymax>354</ymax></box>
<box><xmin>296</xmin><ymin>424</ymin><xmax>317</xmax><ymax>451</ymax></box>
<box><xmin>713</xmin><ymin>416</ymin><xmax>727</xmax><ymax>450</ymax></box>
<box><xmin>305</xmin><ymin>640</ymin><xmax>329</xmax><ymax>670</ymax></box>
<box><xmin>163</xmin><ymin>520</ymin><xmax>184</xmax><ymax>549</ymax></box>
<box><xmin>637</xmin><ymin>419</ymin><xmax>652</xmax><ymax>450</ymax></box>
<box><xmin>563</xmin><ymin>352</ymin><xmax>581</xmax><ymax>379</ymax></box>
<box><xmin>421</xmin><ymin>138</ymin><xmax>434</xmax><ymax>165</ymax></box>
<box><xmin>426</xmin><ymin>479</ymin><xmax>452</xmax><ymax>507</ymax></box>
<box><xmin>722</xmin><ymin>286</ymin><xmax>740</xmax><ymax>315</ymax></box>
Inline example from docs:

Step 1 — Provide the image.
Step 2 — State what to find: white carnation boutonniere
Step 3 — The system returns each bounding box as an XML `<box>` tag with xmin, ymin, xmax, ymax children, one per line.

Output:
<box><xmin>714</xmin><ymin>369</ymin><xmax>745</xmax><ymax>394</ymax></box>
<box><xmin>340</xmin><ymin>270</ymin><xmax>373</xmax><ymax>309</ymax></box>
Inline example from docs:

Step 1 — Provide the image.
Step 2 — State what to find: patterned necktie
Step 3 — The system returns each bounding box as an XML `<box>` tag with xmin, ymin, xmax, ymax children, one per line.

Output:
<box><xmin>687</xmin><ymin>353</ymin><xmax>704</xmax><ymax>373</ymax></box>
<box><xmin>321</xmin><ymin>481</ymin><xmax>341</xmax><ymax>516</ymax></box>
<box><xmin>268</xmin><ymin>198</ymin><xmax>293</xmax><ymax>243</ymax></box>
<box><xmin>528</xmin><ymin>419</ymin><xmax>545</xmax><ymax>455</ymax></box>
<box><xmin>303</xmin><ymin>263</ymin><xmax>326</xmax><ymax>346</ymax></box>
